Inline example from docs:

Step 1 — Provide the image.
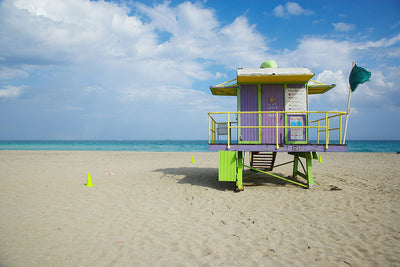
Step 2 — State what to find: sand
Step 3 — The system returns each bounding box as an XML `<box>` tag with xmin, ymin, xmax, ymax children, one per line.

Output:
<box><xmin>0</xmin><ymin>151</ymin><xmax>399</xmax><ymax>266</ymax></box>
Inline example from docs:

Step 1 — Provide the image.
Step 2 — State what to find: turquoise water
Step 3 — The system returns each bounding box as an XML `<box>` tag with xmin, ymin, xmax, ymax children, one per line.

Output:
<box><xmin>0</xmin><ymin>140</ymin><xmax>399</xmax><ymax>153</ymax></box>
<box><xmin>343</xmin><ymin>140</ymin><xmax>400</xmax><ymax>153</ymax></box>
<box><xmin>0</xmin><ymin>140</ymin><xmax>208</xmax><ymax>152</ymax></box>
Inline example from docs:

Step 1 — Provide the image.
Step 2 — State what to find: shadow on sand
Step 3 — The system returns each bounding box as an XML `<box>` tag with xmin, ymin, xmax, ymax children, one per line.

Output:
<box><xmin>153</xmin><ymin>167</ymin><xmax>235</xmax><ymax>191</ymax></box>
<box><xmin>153</xmin><ymin>167</ymin><xmax>300</xmax><ymax>191</ymax></box>
<box><xmin>242</xmin><ymin>170</ymin><xmax>299</xmax><ymax>187</ymax></box>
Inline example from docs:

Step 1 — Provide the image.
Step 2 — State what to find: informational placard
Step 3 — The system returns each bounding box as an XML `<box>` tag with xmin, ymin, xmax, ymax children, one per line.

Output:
<box><xmin>285</xmin><ymin>87</ymin><xmax>307</xmax><ymax>112</ymax></box>
<box><xmin>289</xmin><ymin>116</ymin><xmax>304</xmax><ymax>140</ymax></box>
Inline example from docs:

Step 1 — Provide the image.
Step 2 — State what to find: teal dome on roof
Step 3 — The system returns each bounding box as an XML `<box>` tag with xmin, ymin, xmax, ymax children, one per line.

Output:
<box><xmin>260</xmin><ymin>60</ymin><xmax>278</xmax><ymax>68</ymax></box>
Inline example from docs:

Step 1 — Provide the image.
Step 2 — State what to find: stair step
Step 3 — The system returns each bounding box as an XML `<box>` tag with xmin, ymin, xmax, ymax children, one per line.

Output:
<box><xmin>250</xmin><ymin>151</ymin><xmax>277</xmax><ymax>170</ymax></box>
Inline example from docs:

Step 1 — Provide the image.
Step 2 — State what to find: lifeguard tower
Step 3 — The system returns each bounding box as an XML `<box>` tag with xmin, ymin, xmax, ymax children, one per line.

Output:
<box><xmin>208</xmin><ymin>60</ymin><xmax>347</xmax><ymax>191</ymax></box>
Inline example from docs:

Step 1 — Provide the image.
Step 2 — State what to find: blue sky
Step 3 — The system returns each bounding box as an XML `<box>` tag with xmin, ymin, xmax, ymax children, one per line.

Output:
<box><xmin>0</xmin><ymin>0</ymin><xmax>399</xmax><ymax>140</ymax></box>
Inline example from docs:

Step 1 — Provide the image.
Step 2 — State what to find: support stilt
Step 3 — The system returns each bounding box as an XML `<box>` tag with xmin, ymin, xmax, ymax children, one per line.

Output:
<box><xmin>293</xmin><ymin>154</ymin><xmax>299</xmax><ymax>179</ymax></box>
<box><xmin>219</xmin><ymin>151</ymin><xmax>319</xmax><ymax>191</ymax></box>
<box><xmin>236</xmin><ymin>151</ymin><xmax>244</xmax><ymax>191</ymax></box>
<box><xmin>290</xmin><ymin>152</ymin><xmax>317</xmax><ymax>188</ymax></box>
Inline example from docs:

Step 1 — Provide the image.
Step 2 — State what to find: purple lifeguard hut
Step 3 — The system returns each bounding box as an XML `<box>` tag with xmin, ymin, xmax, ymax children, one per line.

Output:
<box><xmin>208</xmin><ymin>60</ymin><xmax>347</xmax><ymax>191</ymax></box>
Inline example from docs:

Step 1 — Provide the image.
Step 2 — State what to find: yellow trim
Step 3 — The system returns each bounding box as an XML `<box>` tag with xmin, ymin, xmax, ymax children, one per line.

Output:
<box><xmin>307</xmin><ymin>80</ymin><xmax>336</xmax><ymax>95</ymax></box>
<box><xmin>308</xmin><ymin>84</ymin><xmax>335</xmax><ymax>95</ymax></box>
<box><xmin>210</xmin><ymin>78</ymin><xmax>238</xmax><ymax>96</ymax></box>
<box><xmin>210</xmin><ymin>87</ymin><xmax>237</xmax><ymax>96</ymax></box>
<box><xmin>237</xmin><ymin>74</ymin><xmax>314</xmax><ymax>84</ymax></box>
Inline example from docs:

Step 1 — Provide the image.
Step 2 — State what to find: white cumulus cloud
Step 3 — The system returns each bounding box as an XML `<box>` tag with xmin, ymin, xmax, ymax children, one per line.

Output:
<box><xmin>333</xmin><ymin>22</ymin><xmax>355</xmax><ymax>32</ymax></box>
<box><xmin>0</xmin><ymin>85</ymin><xmax>25</xmax><ymax>98</ymax></box>
<box><xmin>273</xmin><ymin>2</ymin><xmax>314</xmax><ymax>18</ymax></box>
<box><xmin>0</xmin><ymin>0</ymin><xmax>268</xmax><ymax>101</ymax></box>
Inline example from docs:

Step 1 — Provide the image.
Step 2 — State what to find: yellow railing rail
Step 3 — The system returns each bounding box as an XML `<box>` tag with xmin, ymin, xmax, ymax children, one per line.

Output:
<box><xmin>208</xmin><ymin>111</ymin><xmax>347</xmax><ymax>150</ymax></box>
<box><xmin>208</xmin><ymin>116</ymin><xmax>217</xmax><ymax>144</ymax></box>
<box><xmin>215</xmin><ymin>78</ymin><xmax>237</xmax><ymax>87</ymax></box>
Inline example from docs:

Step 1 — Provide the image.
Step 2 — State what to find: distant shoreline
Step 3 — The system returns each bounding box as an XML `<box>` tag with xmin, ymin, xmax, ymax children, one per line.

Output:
<box><xmin>0</xmin><ymin>140</ymin><xmax>399</xmax><ymax>153</ymax></box>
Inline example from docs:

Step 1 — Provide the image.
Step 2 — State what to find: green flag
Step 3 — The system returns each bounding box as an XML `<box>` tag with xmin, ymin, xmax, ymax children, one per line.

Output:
<box><xmin>349</xmin><ymin>64</ymin><xmax>371</xmax><ymax>91</ymax></box>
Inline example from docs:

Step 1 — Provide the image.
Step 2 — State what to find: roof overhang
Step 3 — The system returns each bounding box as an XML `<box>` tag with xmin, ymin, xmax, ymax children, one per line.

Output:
<box><xmin>210</xmin><ymin>85</ymin><xmax>238</xmax><ymax>96</ymax></box>
<box><xmin>209</xmin><ymin>69</ymin><xmax>335</xmax><ymax>96</ymax></box>
<box><xmin>237</xmin><ymin>68</ymin><xmax>314</xmax><ymax>83</ymax></box>
<box><xmin>308</xmin><ymin>84</ymin><xmax>336</xmax><ymax>95</ymax></box>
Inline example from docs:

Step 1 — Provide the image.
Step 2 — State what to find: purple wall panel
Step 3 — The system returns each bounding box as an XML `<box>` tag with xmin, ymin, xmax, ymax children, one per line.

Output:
<box><xmin>261</xmin><ymin>84</ymin><xmax>284</xmax><ymax>144</ymax></box>
<box><xmin>288</xmin><ymin>84</ymin><xmax>305</xmax><ymax>89</ymax></box>
<box><xmin>240</xmin><ymin>84</ymin><xmax>259</xmax><ymax>142</ymax></box>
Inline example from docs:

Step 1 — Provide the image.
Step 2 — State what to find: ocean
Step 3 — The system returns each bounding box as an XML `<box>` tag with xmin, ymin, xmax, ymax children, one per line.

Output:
<box><xmin>0</xmin><ymin>140</ymin><xmax>399</xmax><ymax>153</ymax></box>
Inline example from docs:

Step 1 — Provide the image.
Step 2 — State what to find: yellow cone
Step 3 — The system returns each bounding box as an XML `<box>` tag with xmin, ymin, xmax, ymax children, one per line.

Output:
<box><xmin>318</xmin><ymin>155</ymin><xmax>323</xmax><ymax>164</ymax></box>
<box><xmin>85</xmin><ymin>172</ymin><xmax>93</xmax><ymax>187</ymax></box>
<box><xmin>191</xmin><ymin>156</ymin><xmax>195</xmax><ymax>163</ymax></box>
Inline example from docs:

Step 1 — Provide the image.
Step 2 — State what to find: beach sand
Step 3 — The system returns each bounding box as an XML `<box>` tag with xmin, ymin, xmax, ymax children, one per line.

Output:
<box><xmin>0</xmin><ymin>151</ymin><xmax>399</xmax><ymax>266</ymax></box>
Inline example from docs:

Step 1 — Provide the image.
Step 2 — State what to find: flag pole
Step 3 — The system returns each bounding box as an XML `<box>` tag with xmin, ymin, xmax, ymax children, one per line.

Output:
<box><xmin>342</xmin><ymin>61</ymin><xmax>355</xmax><ymax>144</ymax></box>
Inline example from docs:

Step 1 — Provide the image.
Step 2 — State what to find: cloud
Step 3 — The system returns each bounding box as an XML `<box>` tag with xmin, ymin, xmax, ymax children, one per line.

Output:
<box><xmin>357</xmin><ymin>33</ymin><xmax>400</xmax><ymax>49</ymax></box>
<box><xmin>3</xmin><ymin>0</ymin><xmax>267</xmax><ymax>68</ymax></box>
<box><xmin>137</xmin><ymin>2</ymin><xmax>268</xmax><ymax>68</ymax></box>
<box><xmin>391</xmin><ymin>20</ymin><xmax>400</xmax><ymax>29</ymax></box>
<box><xmin>276</xmin><ymin>33</ymin><xmax>400</xmax><ymax>113</ymax></box>
<box><xmin>314</xmin><ymin>70</ymin><xmax>348</xmax><ymax>103</ymax></box>
<box><xmin>276</xmin><ymin>37</ymin><xmax>352</xmax><ymax>70</ymax></box>
<box><xmin>0</xmin><ymin>0</ymin><xmax>398</xmax><ymax>139</ymax></box>
<box><xmin>277</xmin><ymin>32</ymin><xmax>400</xmax><ymax>71</ymax></box>
<box><xmin>0</xmin><ymin>0</ymin><xmax>267</xmax><ymax>138</ymax></box>
<box><xmin>84</xmin><ymin>85</ymin><xmax>104</xmax><ymax>94</ymax></box>
<box><xmin>0</xmin><ymin>66</ymin><xmax>30</xmax><ymax>79</ymax></box>
<box><xmin>388</xmin><ymin>47</ymin><xmax>400</xmax><ymax>58</ymax></box>
<box><xmin>0</xmin><ymin>85</ymin><xmax>25</xmax><ymax>98</ymax></box>
<box><xmin>123</xmin><ymin>84</ymin><xmax>214</xmax><ymax>110</ymax></box>
<box><xmin>215</xmin><ymin>72</ymin><xmax>227</xmax><ymax>79</ymax></box>
<box><xmin>369</xmin><ymin>66</ymin><xmax>400</xmax><ymax>110</ymax></box>
<box><xmin>0</xmin><ymin>0</ymin><xmax>268</xmax><ymax>93</ymax></box>
<box><xmin>273</xmin><ymin>2</ymin><xmax>314</xmax><ymax>18</ymax></box>
<box><xmin>354</xmin><ymin>33</ymin><xmax>400</xmax><ymax>62</ymax></box>
<box><xmin>333</xmin><ymin>22</ymin><xmax>355</xmax><ymax>32</ymax></box>
<box><xmin>5</xmin><ymin>0</ymin><xmax>156</xmax><ymax>63</ymax></box>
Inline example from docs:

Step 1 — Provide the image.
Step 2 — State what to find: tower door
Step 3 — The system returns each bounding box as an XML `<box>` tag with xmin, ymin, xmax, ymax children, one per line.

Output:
<box><xmin>261</xmin><ymin>84</ymin><xmax>284</xmax><ymax>144</ymax></box>
<box><xmin>240</xmin><ymin>84</ymin><xmax>259</xmax><ymax>142</ymax></box>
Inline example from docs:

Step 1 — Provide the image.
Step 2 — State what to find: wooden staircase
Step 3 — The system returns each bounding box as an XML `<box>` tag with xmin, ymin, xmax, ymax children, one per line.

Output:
<box><xmin>250</xmin><ymin>152</ymin><xmax>277</xmax><ymax>171</ymax></box>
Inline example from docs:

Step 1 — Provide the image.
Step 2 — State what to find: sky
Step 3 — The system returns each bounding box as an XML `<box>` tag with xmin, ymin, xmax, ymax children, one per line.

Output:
<box><xmin>0</xmin><ymin>0</ymin><xmax>399</xmax><ymax>140</ymax></box>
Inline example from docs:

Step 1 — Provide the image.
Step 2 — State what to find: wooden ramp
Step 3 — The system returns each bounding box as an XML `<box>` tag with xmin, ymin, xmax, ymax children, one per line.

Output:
<box><xmin>250</xmin><ymin>152</ymin><xmax>277</xmax><ymax>171</ymax></box>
